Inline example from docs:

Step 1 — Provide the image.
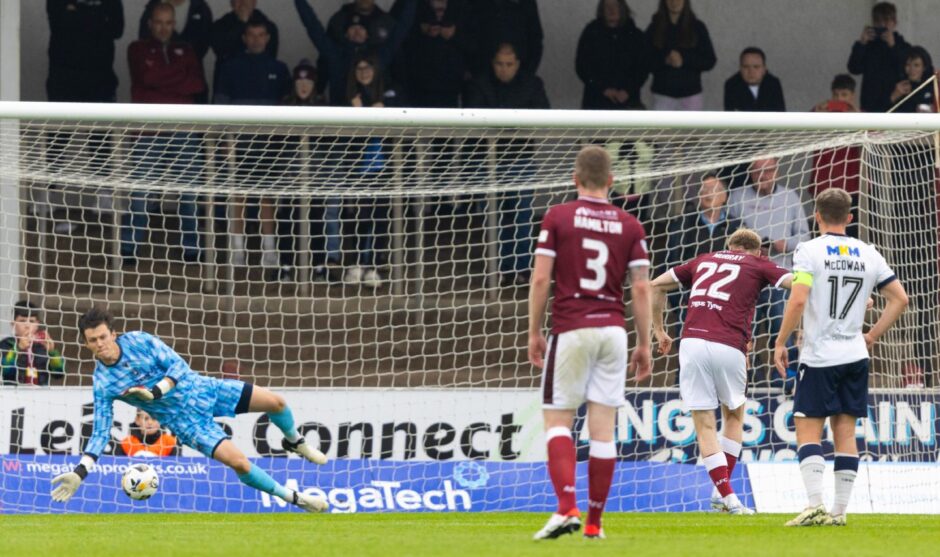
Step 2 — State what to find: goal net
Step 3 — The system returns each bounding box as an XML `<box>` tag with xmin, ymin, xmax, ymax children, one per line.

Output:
<box><xmin>0</xmin><ymin>104</ymin><xmax>937</xmax><ymax>514</ymax></box>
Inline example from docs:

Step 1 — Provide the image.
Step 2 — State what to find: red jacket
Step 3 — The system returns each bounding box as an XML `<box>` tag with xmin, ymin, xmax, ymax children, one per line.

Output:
<box><xmin>129</xmin><ymin>38</ymin><xmax>205</xmax><ymax>104</ymax></box>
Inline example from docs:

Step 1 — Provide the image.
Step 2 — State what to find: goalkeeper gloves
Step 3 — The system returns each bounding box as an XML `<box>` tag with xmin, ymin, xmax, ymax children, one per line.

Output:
<box><xmin>51</xmin><ymin>462</ymin><xmax>89</xmax><ymax>503</ymax></box>
<box><xmin>123</xmin><ymin>378</ymin><xmax>175</xmax><ymax>402</ymax></box>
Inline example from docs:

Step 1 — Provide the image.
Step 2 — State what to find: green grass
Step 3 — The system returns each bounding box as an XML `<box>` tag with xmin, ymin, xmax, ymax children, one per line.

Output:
<box><xmin>2</xmin><ymin>513</ymin><xmax>938</xmax><ymax>557</ymax></box>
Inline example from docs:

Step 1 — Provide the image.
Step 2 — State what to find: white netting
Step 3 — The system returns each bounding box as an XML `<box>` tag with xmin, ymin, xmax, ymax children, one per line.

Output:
<box><xmin>0</xmin><ymin>105</ymin><xmax>937</xmax><ymax>514</ymax></box>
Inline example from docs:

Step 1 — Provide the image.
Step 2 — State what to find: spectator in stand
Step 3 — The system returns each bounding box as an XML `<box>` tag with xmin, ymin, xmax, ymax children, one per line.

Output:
<box><xmin>724</xmin><ymin>47</ymin><xmax>785</xmax><ymax>112</ymax></box>
<box><xmin>116</xmin><ymin>409</ymin><xmax>179</xmax><ymax>457</ymax></box>
<box><xmin>465</xmin><ymin>43</ymin><xmax>550</xmax><ymax>285</ymax></box>
<box><xmin>728</xmin><ymin>157</ymin><xmax>810</xmax><ymax>387</ymax></box>
<box><xmin>139</xmin><ymin>0</ymin><xmax>212</xmax><ymax>103</ymax></box>
<box><xmin>645</xmin><ymin>0</ymin><xmax>715</xmax><ymax>111</ymax></box>
<box><xmin>810</xmin><ymin>74</ymin><xmax>861</xmax><ymax>238</ymax></box>
<box><xmin>327</xmin><ymin>0</ymin><xmax>397</xmax><ymax>48</ymax></box>
<box><xmin>46</xmin><ymin>0</ymin><xmax>124</xmax><ymax>102</ymax></box>
<box><xmin>211</xmin><ymin>0</ymin><xmax>279</xmax><ymax>91</ymax></box>
<box><xmin>294</xmin><ymin>0</ymin><xmax>416</xmax><ymax>105</ymax></box>
<box><xmin>576</xmin><ymin>0</ymin><xmax>649</xmax><ymax>110</ymax></box>
<box><xmin>467</xmin><ymin>0</ymin><xmax>543</xmax><ymax>80</ymax></box>
<box><xmin>123</xmin><ymin>3</ymin><xmax>207</xmax><ymax>265</ymax></box>
<box><xmin>0</xmin><ymin>301</ymin><xmax>65</xmax><ymax>386</ymax></box>
<box><xmin>139</xmin><ymin>0</ymin><xmax>212</xmax><ymax>61</ymax></box>
<box><xmin>395</xmin><ymin>0</ymin><xmax>473</xmax><ymax>108</ymax></box>
<box><xmin>890</xmin><ymin>46</ymin><xmax>936</xmax><ymax>113</ymax></box>
<box><xmin>215</xmin><ymin>17</ymin><xmax>290</xmax><ymax>267</ymax></box>
<box><xmin>847</xmin><ymin>2</ymin><xmax>910</xmax><ymax>112</ymax></box>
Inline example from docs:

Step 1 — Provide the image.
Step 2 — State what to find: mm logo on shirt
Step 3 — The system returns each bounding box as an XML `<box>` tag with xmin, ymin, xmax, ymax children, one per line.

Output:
<box><xmin>826</xmin><ymin>245</ymin><xmax>860</xmax><ymax>257</ymax></box>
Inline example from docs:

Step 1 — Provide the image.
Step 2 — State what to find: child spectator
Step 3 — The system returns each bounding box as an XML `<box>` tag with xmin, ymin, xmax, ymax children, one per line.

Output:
<box><xmin>847</xmin><ymin>2</ymin><xmax>910</xmax><ymax>112</ymax></box>
<box><xmin>0</xmin><ymin>301</ymin><xmax>65</xmax><ymax>386</ymax></box>
<box><xmin>890</xmin><ymin>46</ymin><xmax>936</xmax><ymax>113</ymax></box>
<box><xmin>117</xmin><ymin>409</ymin><xmax>179</xmax><ymax>457</ymax></box>
<box><xmin>812</xmin><ymin>73</ymin><xmax>860</xmax><ymax>113</ymax></box>
<box><xmin>576</xmin><ymin>0</ymin><xmax>649</xmax><ymax>110</ymax></box>
<box><xmin>645</xmin><ymin>0</ymin><xmax>716</xmax><ymax>111</ymax></box>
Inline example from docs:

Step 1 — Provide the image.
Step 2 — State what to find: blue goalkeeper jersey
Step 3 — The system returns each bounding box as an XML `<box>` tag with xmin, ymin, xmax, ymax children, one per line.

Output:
<box><xmin>84</xmin><ymin>331</ymin><xmax>215</xmax><ymax>458</ymax></box>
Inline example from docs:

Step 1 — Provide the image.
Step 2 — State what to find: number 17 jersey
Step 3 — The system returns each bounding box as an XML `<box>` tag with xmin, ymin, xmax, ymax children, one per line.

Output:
<box><xmin>535</xmin><ymin>196</ymin><xmax>649</xmax><ymax>335</ymax></box>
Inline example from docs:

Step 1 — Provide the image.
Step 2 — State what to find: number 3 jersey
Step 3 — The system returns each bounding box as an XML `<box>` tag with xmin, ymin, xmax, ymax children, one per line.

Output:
<box><xmin>535</xmin><ymin>196</ymin><xmax>649</xmax><ymax>334</ymax></box>
<box><xmin>791</xmin><ymin>233</ymin><xmax>896</xmax><ymax>367</ymax></box>
<box><xmin>671</xmin><ymin>251</ymin><xmax>791</xmax><ymax>354</ymax></box>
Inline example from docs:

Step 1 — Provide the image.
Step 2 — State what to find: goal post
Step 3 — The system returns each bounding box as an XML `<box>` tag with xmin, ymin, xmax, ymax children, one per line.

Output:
<box><xmin>0</xmin><ymin>102</ymin><xmax>938</xmax><ymax>515</ymax></box>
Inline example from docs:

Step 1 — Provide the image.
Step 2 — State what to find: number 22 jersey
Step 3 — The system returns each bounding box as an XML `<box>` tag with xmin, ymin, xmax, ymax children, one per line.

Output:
<box><xmin>535</xmin><ymin>196</ymin><xmax>649</xmax><ymax>335</ymax></box>
<box><xmin>670</xmin><ymin>251</ymin><xmax>791</xmax><ymax>354</ymax></box>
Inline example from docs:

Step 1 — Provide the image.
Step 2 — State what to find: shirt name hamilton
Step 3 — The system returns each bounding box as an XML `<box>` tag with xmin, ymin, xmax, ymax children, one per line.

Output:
<box><xmin>573</xmin><ymin>215</ymin><xmax>623</xmax><ymax>234</ymax></box>
<box><xmin>824</xmin><ymin>259</ymin><xmax>866</xmax><ymax>272</ymax></box>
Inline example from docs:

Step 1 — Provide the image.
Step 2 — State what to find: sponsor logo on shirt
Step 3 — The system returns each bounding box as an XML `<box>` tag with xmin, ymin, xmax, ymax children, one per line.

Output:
<box><xmin>827</xmin><ymin>245</ymin><xmax>860</xmax><ymax>257</ymax></box>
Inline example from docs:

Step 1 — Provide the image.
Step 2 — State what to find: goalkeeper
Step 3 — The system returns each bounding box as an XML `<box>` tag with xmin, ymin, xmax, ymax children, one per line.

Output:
<box><xmin>51</xmin><ymin>308</ymin><xmax>329</xmax><ymax>512</ymax></box>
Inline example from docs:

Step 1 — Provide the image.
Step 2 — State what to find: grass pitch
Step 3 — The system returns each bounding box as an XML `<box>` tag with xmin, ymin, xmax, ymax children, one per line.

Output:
<box><xmin>2</xmin><ymin>513</ymin><xmax>938</xmax><ymax>557</ymax></box>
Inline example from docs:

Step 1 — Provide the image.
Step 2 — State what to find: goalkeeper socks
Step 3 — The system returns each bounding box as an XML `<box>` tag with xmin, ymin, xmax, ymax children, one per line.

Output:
<box><xmin>587</xmin><ymin>440</ymin><xmax>616</xmax><ymax>528</ymax></box>
<box><xmin>797</xmin><ymin>444</ymin><xmax>826</xmax><ymax>507</ymax></box>
<box><xmin>268</xmin><ymin>407</ymin><xmax>302</xmax><ymax>443</ymax></box>
<box><xmin>546</xmin><ymin>427</ymin><xmax>577</xmax><ymax>514</ymax></box>
<box><xmin>720</xmin><ymin>436</ymin><xmax>742</xmax><ymax>478</ymax></box>
<box><xmin>238</xmin><ymin>464</ymin><xmax>292</xmax><ymax>501</ymax></box>
<box><xmin>703</xmin><ymin>452</ymin><xmax>733</xmax><ymax>497</ymax></box>
<box><xmin>831</xmin><ymin>453</ymin><xmax>859</xmax><ymax>516</ymax></box>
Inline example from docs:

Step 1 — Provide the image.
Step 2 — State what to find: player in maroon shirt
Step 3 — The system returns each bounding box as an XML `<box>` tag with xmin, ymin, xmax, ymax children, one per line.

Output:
<box><xmin>529</xmin><ymin>146</ymin><xmax>652</xmax><ymax>540</ymax></box>
<box><xmin>650</xmin><ymin>228</ymin><xmax>793</xmax><ymax>514</ymax></box>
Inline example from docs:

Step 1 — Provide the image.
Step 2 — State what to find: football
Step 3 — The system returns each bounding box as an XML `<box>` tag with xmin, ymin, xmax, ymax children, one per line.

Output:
<box><xmin>121</xmin><ymin>463</ymin><xmax>159</xmax><ymax>501</ymax></box>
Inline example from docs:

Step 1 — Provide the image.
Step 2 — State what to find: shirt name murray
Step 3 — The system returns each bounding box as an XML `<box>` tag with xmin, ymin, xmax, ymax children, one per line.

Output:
<box><xmin>574</xmin><ymin>216</ymin><xmax>623</xmax><ymax>234</ymax></box>
<box><xmin>824</xmin><ymin>259</ymin><xmax>866</xmax><ymax>271</ymax></box>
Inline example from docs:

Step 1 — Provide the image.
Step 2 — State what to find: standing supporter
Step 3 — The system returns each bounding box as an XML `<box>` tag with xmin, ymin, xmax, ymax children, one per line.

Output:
<box><xmin>464</xmin><ymin>43</ymin><xmax>550</xmax><ymax>286</ymax></box>
<box><xmin>724</xmin><ymin>47</ymin><xmax>785</xmax><ymax>112</ymax></box>
<box><xmin>294</xmin><ymin>0</ymin><xmax>416</xmax><ymax>105</ymax></box>
<box><xmin>467</xmin><ymin>0</ymin><xmax>543</xmax><ymax>79</ymax></box>
<box><xmin>847</xmin><ymin>2</ymin><xmax>910</xmax><ymax>112</ymax></box>
<box><xmin>811</xmin><ymin>74</ymin><xmax>860</xmax><ymax>238</ymax></box>
<box><xmin>46</xmin><ymin>0</ymin><xmax>124</xmax><ymax>102</ymax></box>
<box><xmin>889</xmin><ymin>46</ymin><xmax>936</xmax><ymax>113</ymax></box>
<box><xmin>139</xmin><ymin>0</ymin><xmax>213</xmax><ymax>61</ymax></box>
<box><xmin>529</xmin><ymin>146</ymin><xmax>651</xmax><ymax>540</ymax></box>
<box><xmin>575</xmin><ymin>0</ymin><xmax>649</xmax><ymax>110</ymax></box>
<box><xmin>211</xmin><ymin>0</ymin><xmax>279</xmax><ymax>91</ymax></box>
<box><xmin>123</xmin><ymin>3</ymin><xmax>207</xmax><ymax>266</ymax></box>
<box><xmin>117</xmin><ymin>409</ymin><xmax>179</xmax><ymax>457</ymax></box>
<box><xmin>0</xmin><ymin>301</ymin><xmax>65</xmax><ymax>386</ymax></box>
<box><xmin>652</xmin><ymin>228</ymin><xmax>793</xmax><ymax>515</ymax></box>
<box><xmin>214</xmin><ymin>17</ymin><xmax>290</xmax><ymax>267</ymax></box>
<box><xmin>645</xmin><ymin>0</ymin><xmax>715</xmax><ymax>111</ymax></box>
<box><xmin>728</xmin><ymin>157</ymin><xmax>810</xmax><ymax>386</ymax></box>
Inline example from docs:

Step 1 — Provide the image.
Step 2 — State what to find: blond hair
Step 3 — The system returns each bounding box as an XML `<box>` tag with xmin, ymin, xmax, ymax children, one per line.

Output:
<box><xmin>727</xmin><ymin>228</ymin><xmax>762</xmax><ymax>252</ymax></box>
<box><xmin>575</xmin><ymin>145</ymin><xmax>611</xmax><ymax>190</ymax></box>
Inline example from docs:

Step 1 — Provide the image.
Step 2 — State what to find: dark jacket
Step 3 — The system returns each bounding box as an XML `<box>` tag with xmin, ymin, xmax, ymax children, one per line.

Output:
<box><xmin>464</xmin><ymin>71</ymin><xmax>550</xmax><ymax>109</ymax></box>
<box><xmin>646</xmin><ymin>18</ymin><xmax>716</xmax><ymax>98</ymax></box>
<box><xmin>847</xmin><ymin>32</ymin><xmax>910</xmax><ymax>112</ymax></box>
<box><xmin>138</xmin><ymin>0</ymin><xmax>213</xmax><ymax>60</ymax></box>
<box><xmin>327</xmin><ymin>1</ymin><xmax>397</xmax><ymax>49</ymax></box>
<box><xmin>467</xmin><ymin>0</ymin><xmax>543</xmax><ymax>78</ymax></box>
<box><xmin>214</xmin><ymin>52</ymin><xmax>290</xmax><ymax>105</ymax></box>
<box><xmin>0</xmin><ymin>336</ymin><xmax>65</xmax><ymax>386</ymax></box>
<box><xmin>893</xmin><ymin>77</ymin><xmax>937</xmax><ymax>113</ymax></box>
<box><xmin>723</xmin><ymin>72</ymin><xmax>786</xmax><ymax>112</ymax></box>
<box><xmin>576</xmin><ymin>18</ymin><xmax>649</xmax><ymax>110</ymax></box>
<box><xmin>294</xmin><ymin>0</ymin><xmax>416</xmax><ymax>106</ymax></box>
<box><xmin>46</xmin><ymin>0</ymin><xmax>125</xmax><ymax>102</ymax></box>
<box><xmin>210</xmin><ymin>9</ymin><xmax>279</xmax><ymax>89</ymax></box>
<box><xmin>665</xmin><ymin>210</ymin><xmax>744</xmax><ymax>270</ymax></box>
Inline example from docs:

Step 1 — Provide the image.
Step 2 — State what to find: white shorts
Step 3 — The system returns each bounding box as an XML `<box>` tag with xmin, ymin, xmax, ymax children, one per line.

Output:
<box><xmin>678</xmin><ymin>338</ymin><xmax>747</xmax><ymax>411</ymax></box>
<box><xmin>541</xmin><ymin>326</ymin><xmax>627</xmax><ymax>409</ymax></box>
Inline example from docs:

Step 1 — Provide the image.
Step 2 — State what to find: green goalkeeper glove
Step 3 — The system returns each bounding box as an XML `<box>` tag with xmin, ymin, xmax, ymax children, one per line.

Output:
<box><xmin>51</xmin><ymin>463</ymin><xmax>88</xmax><ymax>502</ymax></box>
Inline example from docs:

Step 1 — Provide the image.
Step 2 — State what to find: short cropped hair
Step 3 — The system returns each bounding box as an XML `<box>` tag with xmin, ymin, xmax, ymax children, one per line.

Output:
<box><xmin>575</xmin><ymin>146</ymin><xmax>612</xmax><ymax>189</ymax></box>
<box><xmin>815</xmin><ymin>188</ymin><xmax>853</xmax><ymax>225</ymax></box>
<box><xmin>740</xmin><ymin>47</ymin><xmax>766</xmax><ymax>64</ymax></box>
<box><xmin>831</xmin><ymin>74</ymin><xmax>856</xmax><ymax>93</ymax></box>
<box><xmin>872</xmin><ymin>2</ymin><xmax>897</xmax><ymax>22</ymax></box>
<box><xmin>13</xmin><ymin>300</ymin><xmax>41</xmax><ymax>321</ymax></box>
<box><xmin>78</xmin><ymin>308</ymin><xmax>115</xmax><ymax>337</ymax></box>
<box><xmin>727</xmin><ymin>228</ymin><xmax>762</xmax><ymax>252</ymax></box>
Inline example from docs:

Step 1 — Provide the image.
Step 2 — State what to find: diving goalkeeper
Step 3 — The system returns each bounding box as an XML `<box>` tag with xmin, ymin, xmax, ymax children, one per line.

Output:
<box><xmin>51</xmin><ymin>308</ymin><xmax>329</xmax><ymax>512</ymax></box>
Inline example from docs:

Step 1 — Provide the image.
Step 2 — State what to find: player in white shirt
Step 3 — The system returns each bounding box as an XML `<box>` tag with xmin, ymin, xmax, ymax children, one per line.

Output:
<box><xmin>774</xmin><ymin>189</ymin><xmax>908</xmax><ymax>527</ymax></box>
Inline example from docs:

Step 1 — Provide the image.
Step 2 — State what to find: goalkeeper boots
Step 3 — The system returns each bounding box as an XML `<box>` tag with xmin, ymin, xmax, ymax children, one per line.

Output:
<box><xmin>282</xmin><ymin>438</ymin><xmax>328</xmax><ymax>465</ymax></box>
<box><xmin>533</xmin><ymin>509</ymin><xmax>581</xmax><ymax>540</ymax></box>
<box><xmin>294</xmin><ymin>491</ymin><xmax>328</xmax><ymax>513</ymax></box>
<box><xmin>785</xmin><ymin>504</ymin><xmax>830</xmax><ymax>526</ymax></box>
